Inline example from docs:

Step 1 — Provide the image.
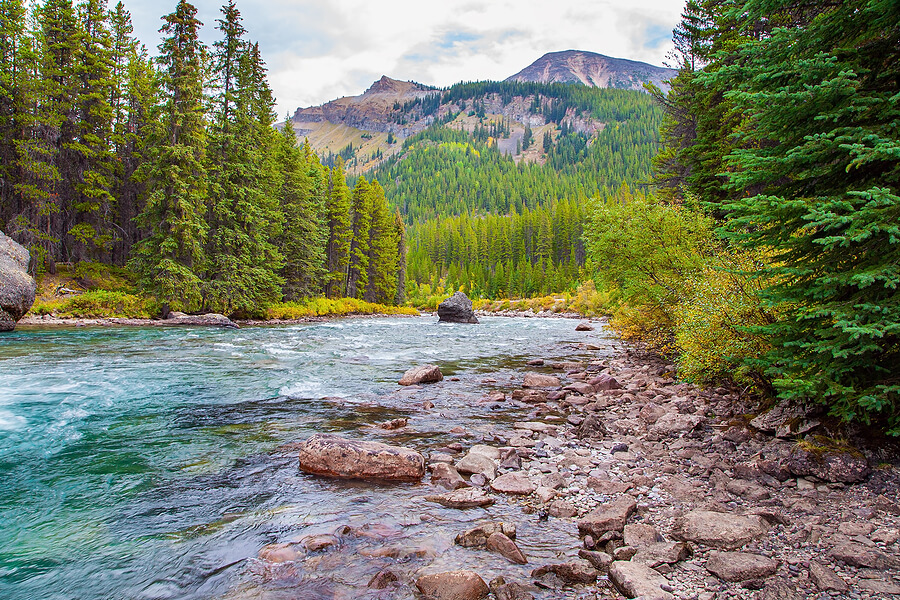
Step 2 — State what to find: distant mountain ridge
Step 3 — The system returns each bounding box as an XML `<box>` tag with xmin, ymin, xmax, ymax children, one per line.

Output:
<box><xmin>505</xmin><ymin>50</ymin><xmax>674</xmax><ymax>91</ymax></box>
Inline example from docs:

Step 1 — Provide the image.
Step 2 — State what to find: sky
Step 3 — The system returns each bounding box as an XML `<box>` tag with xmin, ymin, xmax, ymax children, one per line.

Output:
<box><xmin>123</xmin><ymin>0</ymin><xmax>685</xmax><ymax>118</ymax></box>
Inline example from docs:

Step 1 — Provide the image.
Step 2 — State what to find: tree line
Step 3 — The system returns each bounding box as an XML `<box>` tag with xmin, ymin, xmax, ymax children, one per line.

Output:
<box><xmin>0</xmin><ymin>0</ymin><xmax>405</xmax><ymax>313</ymax></box>
<box><xmin>589</xmin><ymin>0</ymin><xmax>899</xmax><ymax>433</ymax></box>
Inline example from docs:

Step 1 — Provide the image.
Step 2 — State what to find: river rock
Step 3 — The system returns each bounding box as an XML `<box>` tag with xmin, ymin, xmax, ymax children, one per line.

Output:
<box><xmin>426</xmin><ymin>487</ymin><xmax>494</xmax><ymax>508</ymax></box>
<box><xmin>456</xmin><ymin>453</ymin><xmax>497</xmax><ymax>480</ymax></box>
<box><xmin>490</xmin><ymin>472</ymin><xmax>535</xmax><ymax>495</ymax></box>
<box><xmin>632</xmin><ymin>542</ymin><xmax>692</xmax><ymax>568</ymax></box>
<box><xmin>258</xmin><ymin>542</ymin><xmax>302</xmax><ymax>563</ymax></box>
<box><xmin>161</xmin><ymin>312</ymin><xmax>238</xmax><ymax>328</ymax></box>
<box><xmin>624</xmin><ymin>523</ymin><xmax>661</xmax><ymax>547</ymax></box>
<box><xmin>490</xmin><ymin>580</ymin><xmax>533</xmax><ymax>600</ymax></box>
<box><xmin>577</xmin><ymin>496</ymin><xmax>637</xmax><ymax>537</ymax></box>
<box><xmin>368</xmin><ymin>568</ymin><xmax>400</xmax><ymax>589</ymax></box>
<box><xmin>416</xmin><ymin>570</ymin><xmax>489</xmax><ymax>600</ymax></box>
<box><xmin>486</xmin><ymin>532</ymin><xmax>527</xmax><ymax>564</ymax></box>
<box><xmin>575</xmin><ymin>322</ymin><xmax>594</xmax><ymax>331</ymax></box>
<box><xmin>705</xmin><ymin>551</ymin><xmax>778</xmax><ymax>582</ymax></box>
<box><xmin>589</xmin><ymin>374</ymin><xmax>622</xmax><ymax>390</ymax></box>
<box><xmin>577</xmin><ymin>550</ymin><xmax>613</xmax><ymax>572</ymax></box>
<box><xmin>455</xmin><ymin>522</ymin><xmax>516</xmax><ymax>547</ymax></box>
<box><xmin>531</xmin><ymin>561</ymin><xmax>598</xmax><ymax>584</ymax></box>
<box><xmin>297</xmin><ymin>434</ymin><xmax>425</xmax><ymax>481</ymax></box>
<box><xmin>650</xmin><ymin>413</ymin><xmax>705</xmax><ymax>436</ymax></box>
<box><xmin>563</xmin><ymin>381</ymin><xmax>595</xmax><ymax>395</ymax></box>
<box><xmin>672</xmin><ymin>510</ymin><xmax>769</xmax><ymax>549</ymax></box>
<box><xmin>784</xmin><ymin>446</ymin><xmax>870</xmax><ymax>483</ymax></box>
<box><xmin>808</xmin><ymin>560</ymin><xmax>849</xmax><ymax>593</ymax></box>
<box><xmin>399</xmin><ymin>364</ymin><xmax>443</xmax><ymax>386</ymax></box>
<box><xmin>431</xmin><ymin>463</ymin><xmax>468</xmax><ymax>489</ymax></box>
<box><xmin>437</xmin><ymin>292</ymin><xmax>479</xmax><ymax>324</ymax></box>
<box><xmin>608</xmin><ymin>561</ymin><xmax>674</xmax><ymax>600</ymax></box>
<box><xmin>829</xmin><ymin>540</ymin><xmax>896</xmax><ymax>569</ymax></box>
<box><xmin>522</xmin><ymin>372</ymin><xmax>560</xmax><ymax>388</ymax></box>
<box><xmin>0</xmin><ymin>232</ymin><xmax>36</xmax><ymax>331</ymax></box>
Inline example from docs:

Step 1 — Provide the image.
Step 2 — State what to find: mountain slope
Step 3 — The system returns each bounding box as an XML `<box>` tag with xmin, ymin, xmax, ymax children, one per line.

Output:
<box><xmin>505</xmin><ymin>50</ymin><xmax>674</xmax><ymax>91</ymax></box>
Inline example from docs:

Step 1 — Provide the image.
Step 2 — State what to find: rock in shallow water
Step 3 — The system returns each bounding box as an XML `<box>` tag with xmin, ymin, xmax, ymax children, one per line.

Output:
<box><xmin>399</xmin><ymin>364</ymin><xmax>443</xmax><ymax>386</ymax></box>
<box><xmin>426</xmin><ymin>487</ymin><xmax>494</xmax><ymax>508</ymax></box>
<box><xmin>297</xmin><ymin>433</ymin><xmax>425</xmax><ymax>481</ymax></box>
<box><xmin>437</xmin><ymin>291</ymin><xmax>479</xmax><ymax>324</ymax></box>
<box><xmin>416</xmin><ymin>570</ymin><xmax>489</xmax><ymax>600</ymax></box>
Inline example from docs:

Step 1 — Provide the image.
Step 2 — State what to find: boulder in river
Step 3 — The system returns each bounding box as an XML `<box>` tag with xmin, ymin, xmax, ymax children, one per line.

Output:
<box><xmin>160</xmin><ymin>312</ymin><xmax>238</xmax><ymax>328</ymax></box>
<box><xmin>416</xmin><ymin>570</ymin><xmax>489</xmax><ymax>600</ymax></box>
<box><xmin>399</xmin><ymin>364</ymin><xmax>443</xmax><ymax>386</ymax></box>
<box><xmin>438</xmin><ymin>291</ymin><xmax>479</xmax><ymax>324</ymax></box>
<box><xmin>297</xmin><ymin>434</ymin><xmax>425</xmax><ymax>481</ymax></box>
<box><xmin>0</xmin><ymin>232</ymin><xmax>36</xmax><ymax>331</ymax></box>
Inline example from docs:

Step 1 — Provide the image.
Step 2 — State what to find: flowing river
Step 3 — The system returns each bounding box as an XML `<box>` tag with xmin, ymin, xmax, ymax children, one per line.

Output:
<box><xmin>0</xmin><ymin>315</ymin><xmax>619</xmax><ymax>600</ymax></box>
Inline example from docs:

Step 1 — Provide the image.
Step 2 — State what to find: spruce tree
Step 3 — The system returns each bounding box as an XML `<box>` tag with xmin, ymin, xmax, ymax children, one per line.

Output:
<box><xmin>365</xmin><ymin>180</ymin><xmax>398</xmax><ymax>304</ymax></box>
<box><xmin>129</xmin><ymin>0</ymin><xmax>207</xmax><ymax>312</ymax></box>
<box><xmin>346</xmin><ymin>177</ymin><xmax>372</xmax><ymax>299</ymax></box>
<box><xmin>324</xmin><ymin>157</ymin><xmax>351</xmax><ymax>297</ymax></box>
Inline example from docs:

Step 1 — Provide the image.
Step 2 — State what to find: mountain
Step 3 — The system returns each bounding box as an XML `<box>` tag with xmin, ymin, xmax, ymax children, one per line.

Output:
<box><xmin>505</xmin><ymin>50</ymin><xmax>674</xmax><ymax>92</ymax></box>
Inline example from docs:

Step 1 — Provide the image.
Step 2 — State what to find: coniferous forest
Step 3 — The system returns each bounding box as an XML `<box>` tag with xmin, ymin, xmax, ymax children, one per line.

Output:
<box><xmin>0</xmin><ymin>0</ymin><xmax>405</xmax><ymax>314</ymax></box>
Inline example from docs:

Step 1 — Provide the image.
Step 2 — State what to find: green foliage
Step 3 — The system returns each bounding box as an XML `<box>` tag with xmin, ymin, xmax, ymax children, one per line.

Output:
<box><xmin>32</xmin><ymin>290</ymin><xmax>158</xmax><ymax>318</ymax></box>
<box><xmin>266</xmin><ymin>298</ymin><xmax>418</xmax><ymax>319</ymax></box>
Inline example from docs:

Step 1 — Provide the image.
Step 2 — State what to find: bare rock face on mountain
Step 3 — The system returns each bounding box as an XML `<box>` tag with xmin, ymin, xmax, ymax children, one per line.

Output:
<box><xmin>506</xmin><ymin>50</ymin><xmax>675</xmax><ymax>92</ymax></box>
<box><xmin>0</xmin><ymin>232</ymin><xmax>36</xmax><ymax>331</ymax></box>
<box><xmin>438</xmin><ymin>292</ymin><xmax>479</xmax><ymax>324</ymax></box>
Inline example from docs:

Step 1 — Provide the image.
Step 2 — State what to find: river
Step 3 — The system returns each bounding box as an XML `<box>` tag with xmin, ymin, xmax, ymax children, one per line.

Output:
<box><xmin>0</xmin><ymin>315</ymin><xmax>618</xmax><ymax>600</ymax></box>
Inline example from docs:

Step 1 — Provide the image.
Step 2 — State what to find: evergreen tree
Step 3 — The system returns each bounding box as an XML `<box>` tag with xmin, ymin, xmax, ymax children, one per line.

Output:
<box><xmin>346</xmin><ymin>177</ymin><xmax>372</xmax><ymax>298</ymax></box>
<box><xmin>129</xmin><ymin>0</ymin><xmax>208</xmax><ymax>312</ymax></box>
<box><xmin>323</xmin><ymin>157</ymin><xmax>351</xmax><ymax>297</ymax></box>
<box><xmin>365</xmin><ymin>180</ymin><xmax>399</xmax><ymax>304</ymax></box>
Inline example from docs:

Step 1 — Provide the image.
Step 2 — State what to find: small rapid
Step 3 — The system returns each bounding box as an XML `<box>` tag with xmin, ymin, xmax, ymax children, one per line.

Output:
<box><xmin>0</xmin><ymin>315</ymin><xmax>618</xmax><ymax>600</ymax></box>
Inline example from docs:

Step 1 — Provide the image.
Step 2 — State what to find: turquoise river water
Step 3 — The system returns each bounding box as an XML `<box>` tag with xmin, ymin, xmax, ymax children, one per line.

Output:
<box><xmin>0</xmin><ymin>315</ymin><xmax>618</xmax><ymax>600</ymax></box>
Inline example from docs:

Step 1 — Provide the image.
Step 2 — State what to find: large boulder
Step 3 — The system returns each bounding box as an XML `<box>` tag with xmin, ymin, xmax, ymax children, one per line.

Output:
<box><xmin>0</xmin><ymin>232</ymin><xmax>36</xmax><ymax>331</ymax></box>
<box><xmin>399</xmin><ymin>364</ymin><xmax>443</xmax><ymax>386</ymax></box>
<box><xmin>297</xmin><ymin>434</ymin><xmax>425</xmax><ymax>481</ymax></box>
<box><xmin>438</xmin><ymin>291</ymin><xmax>479</xmax><ymax>324</ymax></box>
<box><xmin>160</xmin><ymin>312</ymin><xmax>238</xmax><ymax>328</ymax></box>
<box><xmin>416</xmin><ymin>571</ymin><xmax>489</xmax><ymax>600</ymax></box>
<box><xmin>672</xmin><ymin>510</ymin><xmax>769</xmax><ymax>550</ymax></box>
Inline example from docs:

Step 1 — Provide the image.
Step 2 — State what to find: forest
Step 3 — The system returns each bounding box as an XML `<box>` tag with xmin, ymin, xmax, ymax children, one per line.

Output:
<box><xmin>587</xmin><ymin>0</ymin><xmax>899</xmax><ymax>433</ymax></box>
<box><xmin>0</xmin><ymin>0</ymin><xmax>405</xmax><ymax>314</ymax></box>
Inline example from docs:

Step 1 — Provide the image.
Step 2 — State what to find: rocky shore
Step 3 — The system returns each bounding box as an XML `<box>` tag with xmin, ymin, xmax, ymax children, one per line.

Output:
<box><xmin>279</xmin><ymin>324</ymin><xmax>899</xmax><ymax>600</ymax></box>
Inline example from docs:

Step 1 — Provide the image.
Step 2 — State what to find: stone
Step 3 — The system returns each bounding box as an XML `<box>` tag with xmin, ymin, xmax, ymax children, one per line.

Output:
<box><xmin>651</xmin><ymin>413</ymin><xmax>705</xmax><ymax>436</ymax></box>
<box><xmin>431</xmin><ymin>463</ymin><xmax>468</xmax><ymax>489</ymax></box>
<box><xmin>613</xmin><ymin>546</ymin><xmax>638</xmax><ymax>561</ymax></box>
<box><xmin>608</xmin><ymin>561</ymin><xmax>674</xmax><ymax>600</ymax></box>
<box><xmin>548</xmin><ymin>500</ymin><xmax>577</xmax><ymax>518</ymax></box>
<box><xmin>726</xmin><ymin>479</ymin><xmax>771</xmax><ymax>502</ymax></box>
<box><xmin>872</xmin><ymin>527</ymin><xmax>900</xmax><ymax>544</ymax></box>
<box><xmin>577</xmin><ymin>550</ymin><xmax>613</xmax><ymax>572</ymax></box>
<box><xmin>577</xmin><ymin>496</ymin><xmax>637</xmax><ymax>537</ymax></box>
<box><xmin>755</xmin><ymin>579</ymin><xmax>801</xmax><ymax>600</ymax></box>
<box><xmin>377</xmin><ymin>418</ymin><xmax>407</xmax><ymax>430</ymax></box>
<box><xmin>632</xmin><ymin>542</ymin><xmax>692</xmax><ymax>568</ymax></box>
<box><xmin>705</xmin><ymin>551</ymin><xmax>778</xmax><ymax>582</ymax></box>
<box><xmin>586</xmin><ymin>477</ymin><xmax>632</xmax><ymax>495</ymax></box>
<box><xmin>589</xmin><ymin>374</ymin><xmax>622</xmax><ymax>390</ymax></box>
<box><xmin>416</xmin><ymin>570</ymin><xmax>489</xmax><ymax>600</ymax></box>
<box><xmin>258</xmin><ymin>542</ymin><xmax>302</xmax><ymax>563</ymax></box>
<box><xmin>522</xmin><ymin>372</ymin><xmax>560</xmax><ymax>388</ymax></box>
<box><xmin>575</xmin><ymin>322</ymin><xmax>594</xmax><ymax>331</ymax></box>
<box><xmin>639</xmin><ymin>403</ymin><xmax>667</xmax><ymax>424</ymax></box>
<box><xmin>297</xmin><ymin>434</ymin><xmax>425</xmax><ymax>481</ymax></box>
<box><xmin>531</xmin><ymin>561</ymin><xmax>598</xmax><ymax>584</ymax></box>
<box><xmin>467</xmin><ymin>444</ymin><xmax>501</xmax><ymax>460</ymax></box>
<box><xmin>455</xmin><ymin>453</ymin><xmax>497</xmax><ymax>480</ymax></box>
<box><xmin>837</xmin><ymin>521</ymin><xmax>875</xmax><ymax>537</ymax></box>
<box><xmin>399</xmin><ymin>364</ymin><xmax>443</xmax><ymax>386</ymax></box>
<box><xmin>785</xmin><ymin>446</ymin><xmax>870</xmax><ymax>483</ymax></box>
<box><xmin>490</xmin><ymin>472</ymin><xmax>535</xmax><ymax>495</ymax></box>
<box><xmin>455</xmin><ymin>522</ymin><xmax>516</xmax><ymax>547</ymax></box>
<box><xmin>563</xmin><ymin>381</ymin><xmax>595</xmax><ymax>395</ymax></box>
<box><xmin>829</xmin><ymin>541</ymin><xmax>896</xmax><ymax>569</ymax></box>
<box><xmin>808</xmin><ymin>560</ymin><xmax>849</xmax><ymax>593</ymax></box>
<box><xmin>672</xmin><ymin>511</ymin><xmax>769</xmax><ymax>550</ymax></box>
<box><xmin>492</xmin><ymin>581</ymin><xmax>533</xmax><ymax>600</ymax></box>
<box><xmin>0</xmin><ymin>232</ymin><xmax>36</xmax><ymax>331</ymax></box>
<box><xmin>526</xmin><ymin>358</ymin><xmax>544</xmax><ymax>366</ymax></box>
<box><xmin>624</xmin><ymin>523</ymin><xmax>661</xmax><ymax>547</ymax></box>
<box><xmin>858</xmin><ymin>580</ymin><xmax>900</xmax><ymax>595</ymax></box>
<box><xmin>437</xmin><ymin>291</ymin><xmax>479</xmax><ymax>324</ymax></box>
<box><xmin>368</xmin><ymin>568</ymin><xmax>400</xmax><ymax>589</ymax></box>
<box><xmin>299</xmin><ymin>533</ymin><xmax>338</xmax><ymax>552</ymax></box>
<box><xmin>426</xmin><ymin>487</ymin><xmax>494</xmax><ymax>508</ymax></box>
<box><xmin>486</xmin><ymin>532</ymin><xmax>527</xmax><ymax>564</ymax></box>
<box><xmin>575</xmin><ymin>414</ymin><xmax>607</xmax><ymax>440</ymax></box>
<box><xmin>161</xmin><ymin>312</ymin><xmax>238</xmax><ymax>328</ymax></box>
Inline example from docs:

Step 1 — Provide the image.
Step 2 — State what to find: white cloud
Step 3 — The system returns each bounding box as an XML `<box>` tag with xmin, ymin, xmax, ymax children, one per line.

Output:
<box><xmin>124</xmin><ymin>0</ymin><xmax>683</xmax><ymax>117</ymax></box>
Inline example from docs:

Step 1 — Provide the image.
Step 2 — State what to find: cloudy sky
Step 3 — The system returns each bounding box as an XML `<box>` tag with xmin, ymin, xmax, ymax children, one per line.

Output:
<box><xmin>124</xmin><ymin>0</ymin><xmax>684</xmax><ymax>118</ymax></box>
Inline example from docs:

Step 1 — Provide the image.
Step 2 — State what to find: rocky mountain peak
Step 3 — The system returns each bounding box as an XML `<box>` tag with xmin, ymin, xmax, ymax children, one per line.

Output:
<box><xmin>506</xmin><ymin>50</ymin><xmax>674</xmax><ymax>92</ymax></box>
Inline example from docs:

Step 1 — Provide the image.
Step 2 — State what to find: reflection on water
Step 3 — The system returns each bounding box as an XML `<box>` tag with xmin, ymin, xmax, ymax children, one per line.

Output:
<box><xmin>0</xmin><ymin>316</ymin><xmax>617</xmax><ymax>599</ymax></box>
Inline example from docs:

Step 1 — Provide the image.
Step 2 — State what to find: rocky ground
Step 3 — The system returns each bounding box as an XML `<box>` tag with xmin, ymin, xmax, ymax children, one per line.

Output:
<box><xmin>352</xmin><ymin>323</ymin><xmax>900</xmax><ymax>600</ymax></box>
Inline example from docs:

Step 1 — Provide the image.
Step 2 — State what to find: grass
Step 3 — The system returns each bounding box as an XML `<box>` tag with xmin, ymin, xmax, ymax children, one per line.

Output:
<box><xmin>266</xmin><ymin>298</ymin><xmax>419</xmax><ymax>319</ymax></box>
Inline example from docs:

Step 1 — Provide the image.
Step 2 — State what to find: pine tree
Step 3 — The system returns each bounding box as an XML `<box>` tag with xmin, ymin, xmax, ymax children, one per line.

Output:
<box><xmin>346</xmin><ymin>177</ymin><xmax>372</xmax><ymax>298</ymax></box>
<box><xmin>129</xmin><ymin>0</ymin><xmax>207</xmax><ymax>312</ymax></box>
<box><xmin>323</xmin><ymin>157</ymin><xmax>351</xmax><ymax>297</ymax></box>
<box><xmin>365</xmin><ymin>179</ymin><xmax>399</xmax><ymax>304</ymax></box>
<box><xmin>276</xmin><ymin>120</ymin><xmax>325</xmax><ymax>299</ymax></box>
